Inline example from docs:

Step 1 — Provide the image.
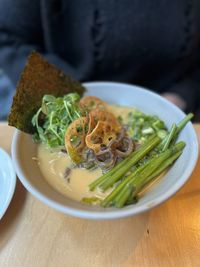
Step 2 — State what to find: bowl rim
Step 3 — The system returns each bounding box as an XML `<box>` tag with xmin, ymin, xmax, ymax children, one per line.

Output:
<box><xmin>11</xmin><ymin>82</ymin><xmax>199</xmax><ymax>220</ymax></box>
<box><xmin>0</xmin><ymin>148</ymin><xmax>16</xmax><ymax>219</ymax></box>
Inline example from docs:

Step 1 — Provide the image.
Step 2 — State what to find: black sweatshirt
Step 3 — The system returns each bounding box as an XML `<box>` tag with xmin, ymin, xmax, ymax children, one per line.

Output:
<box><xmin>0</xmin><ymin>0</ymin><xmax>200</xmax><ymax>114</ymax></box>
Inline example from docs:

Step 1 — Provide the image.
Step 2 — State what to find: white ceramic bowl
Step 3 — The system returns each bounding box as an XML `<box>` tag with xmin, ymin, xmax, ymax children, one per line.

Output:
<box><xmin>11</xmin><ymin>82</ymin><xmax>199</xmax><ymax>220</ymax></box>
<box><xmin>0</xmin><ymin>148</ymin><xmax>16</xmax><ymax>219</ymax></box>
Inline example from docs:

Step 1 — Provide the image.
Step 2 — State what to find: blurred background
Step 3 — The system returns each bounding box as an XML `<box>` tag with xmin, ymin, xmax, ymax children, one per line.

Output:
<box><xmin>0</xmin><ymin>0</ymin><xmax>200</xmax><ymax>121</ymax></box>
<box><xmin>0</xmin><ymin>70</ymin><xmax>14</xmax><ymax>120</ymax></box>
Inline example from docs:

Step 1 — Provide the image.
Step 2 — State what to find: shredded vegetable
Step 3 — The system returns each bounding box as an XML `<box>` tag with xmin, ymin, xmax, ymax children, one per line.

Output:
<box><xmin>126</xmin><ymin>110</ymin><xmax>168</xmax><ymax>143</ymax></box>
<box><xmin>32</xmin><ymin>93</ymin><xmax>83</xmax><ymax>147</ymax></box>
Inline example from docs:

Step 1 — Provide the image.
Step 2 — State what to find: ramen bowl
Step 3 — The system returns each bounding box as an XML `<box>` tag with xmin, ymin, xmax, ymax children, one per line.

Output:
<box><xmin>11</xmin><ymin>82</ymin><xmax>199</xmax><ymax>220</ymax></box>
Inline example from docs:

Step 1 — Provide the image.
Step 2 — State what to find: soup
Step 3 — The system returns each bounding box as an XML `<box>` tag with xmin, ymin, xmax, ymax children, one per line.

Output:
<box><xmin>37</xmin><ymin>105</ymin><xmax>133</xmax><ymax>202</ymax></box>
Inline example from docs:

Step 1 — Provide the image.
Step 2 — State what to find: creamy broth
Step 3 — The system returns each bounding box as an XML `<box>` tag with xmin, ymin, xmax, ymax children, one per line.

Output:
<box><xmin>37</xmin><ymin>105</ymin><xmax>134</xmax><ymax>202</ymax></box>
<box><xmin>108</xmin><ymin>105</ymin><xmax>134</xmax><ymax>122</ymax></box>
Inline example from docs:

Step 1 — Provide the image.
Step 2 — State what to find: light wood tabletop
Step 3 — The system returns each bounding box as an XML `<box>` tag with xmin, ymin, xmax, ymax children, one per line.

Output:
<box><xmin>0</xmin><ymin>122</ymin><xmax>200</xmax><ymax>267</ymax></box>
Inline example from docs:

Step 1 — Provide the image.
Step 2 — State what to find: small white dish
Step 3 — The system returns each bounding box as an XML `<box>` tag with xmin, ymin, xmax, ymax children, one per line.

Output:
<box><xmin>0</xmin><ymin>148</ymin><xmax>16</xmax><ymax>219</ymax></box>
<box><xmin>11</xmin><ymin>82</ymin><xmax>199</xmax><ymax>220</ymax></box>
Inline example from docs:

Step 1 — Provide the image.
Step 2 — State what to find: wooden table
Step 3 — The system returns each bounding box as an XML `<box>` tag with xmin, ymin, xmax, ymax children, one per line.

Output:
<box><xmin>0</xmin><ymin>122</ymin><xmax>200</xmax><ymax>267</ymax></box>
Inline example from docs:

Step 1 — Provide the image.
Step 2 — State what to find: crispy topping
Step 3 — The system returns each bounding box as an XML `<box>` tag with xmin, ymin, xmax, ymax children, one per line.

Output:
<box><xmin>88</xmin><ymin>108</ymin><xmax>120</xmax><ymax>134</ymax></box>
<box><xmin>65</xmin><ymin>117</ymin><xmax>88</xmax><ymax>163</ymax></box>
<box><xmin>85</xmin><ymin>121</ymin><xmax>121</xmax><ymax>153</ymax></box>
<box><xmin>79</xmin><ymin>96</ymin><xmax>107</xmax><ymax>112</ymax></box>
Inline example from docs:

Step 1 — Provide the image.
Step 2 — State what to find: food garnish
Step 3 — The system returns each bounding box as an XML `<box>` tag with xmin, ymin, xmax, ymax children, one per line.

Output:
<box><xmin>89</xmin><ymin>113</ymin><xmax>193</xmax><ymax>208</ymax></box>
<box><xmin>32</xmin><ymin>93</ymin><xmax>83</xmax><ymax>147</ymax></box>
<box><xmin>86</xmin><ymin>121</ymin><xmax>121</xmax><ymax>153</ymax></box>
<box><xmin>79</xmin><ymin>96</ymin><xmax>107</xmax><ymax>111</ymax></box>
<box><xmin>65</xmin><ymin>117</ymin><xmax>88</xmax><ymax>163</ymax></box>
<box><xmin>8</xmin><ymin>52</ymin><xmax>85</xmax><ymax>133</ymax></box>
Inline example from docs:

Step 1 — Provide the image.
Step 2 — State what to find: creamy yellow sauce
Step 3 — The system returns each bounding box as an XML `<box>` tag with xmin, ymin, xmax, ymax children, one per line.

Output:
<box><xmin>37</xmin><ymin>146</ymin><xmax>110</xmax><ymax>201</ymax></box>
<box><xmin>37</xmin><ymin>105</ymin><xmax>134</xmax><ymax>203</ymax></box>
<box><xmin>108</xmin><ymin>105</ymin><xmax>134</xmax><ymax>122</ymax></box>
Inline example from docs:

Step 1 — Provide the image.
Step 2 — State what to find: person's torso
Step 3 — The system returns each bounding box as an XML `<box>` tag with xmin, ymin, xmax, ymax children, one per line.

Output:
<box><xmin>42</xmin><ymin>0</ymin><xmax>200</xmax><ymax>91</ymax></box>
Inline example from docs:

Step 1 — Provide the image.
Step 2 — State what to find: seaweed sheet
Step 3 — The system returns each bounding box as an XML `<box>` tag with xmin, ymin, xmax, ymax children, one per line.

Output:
<box><xmin>8</xmin><ymin>52</ymin><xmax>85</xmax><ymax>133</ymax></box>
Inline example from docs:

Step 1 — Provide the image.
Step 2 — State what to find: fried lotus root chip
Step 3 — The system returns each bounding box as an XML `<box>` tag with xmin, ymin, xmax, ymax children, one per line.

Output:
<box><xmin>88</xmin><ymin>108</ymin><xmax>120</xmax><ymax>134</ymax></box>
<box><xmin>85</xmin><ymin>121</ymin><xmax>121</xmax><ymax>153</ymax></box>
<box><xmin>65</xmin><ymin>117</ymin><xmax>88</xmax><ymax>163</ymax></box>
<box><xmin>79</xmin><ymin>96</ymin><xmax>107</xmax><ymax>111</ymax></box>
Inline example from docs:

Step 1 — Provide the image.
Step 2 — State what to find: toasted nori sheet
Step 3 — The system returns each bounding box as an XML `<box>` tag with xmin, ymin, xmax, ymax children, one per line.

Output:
<box><xmin>8</xmin><ymin>51</ymin><xmax>85</xmax><ymax>133</ymax></box>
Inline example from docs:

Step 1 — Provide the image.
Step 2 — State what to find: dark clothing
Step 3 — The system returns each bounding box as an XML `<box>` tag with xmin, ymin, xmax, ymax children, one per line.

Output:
<box><xmin>0</xmin><ymin>0</ymin><xmax>200</xmax><ymax>115</ymax></box>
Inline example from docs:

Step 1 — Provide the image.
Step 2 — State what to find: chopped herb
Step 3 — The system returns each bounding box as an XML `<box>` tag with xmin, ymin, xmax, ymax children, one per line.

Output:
<box><xmin>32</xmin><ymin>93</ymin><xmax>83</xmax><ymax>147</ymax></box>
<box><xmin>82</xmin><ymin>197</ymin><xmax>101</xmax><ymax>205</ymax></box>
<box><xmin>127</xmin><ymin>110</ymin><xmax>167</xmax><ymax>143</ymax></box>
